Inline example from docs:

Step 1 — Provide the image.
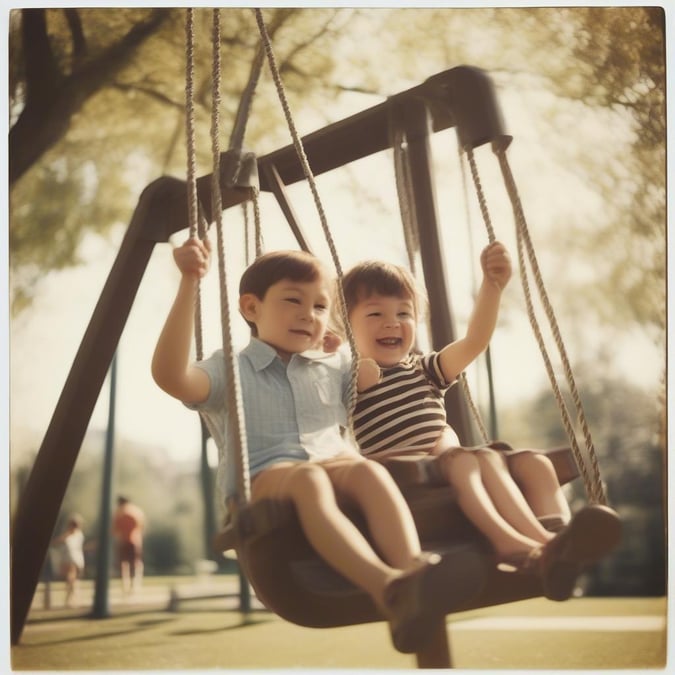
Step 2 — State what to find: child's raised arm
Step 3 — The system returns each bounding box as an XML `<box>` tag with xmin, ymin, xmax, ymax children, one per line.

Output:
<box><xmin>438</xmin><ymin>241</ymin><xmax>512</xmax><ymax>382</ymax></box>
<box><xmin>152</xmin><ymin>237</ymin><xmax>212</xmax><ymax>404</ymax></box>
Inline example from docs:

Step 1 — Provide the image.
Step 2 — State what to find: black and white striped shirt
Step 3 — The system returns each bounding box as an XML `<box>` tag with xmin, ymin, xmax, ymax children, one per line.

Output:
<box><xmin>353</xmin><ymin>352</ymin><xmax>454</xmax><ymax>457</ymax></box>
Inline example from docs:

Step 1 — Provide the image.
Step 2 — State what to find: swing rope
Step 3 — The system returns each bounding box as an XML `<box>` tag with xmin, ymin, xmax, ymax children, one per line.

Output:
<box><xmin>208</xmin><ymin>8</ymin><xmax>251</xmax><ymax>505</ymax></box>
<box><xmin>184</xmin><ymin>9</ymin><xmax>253</xmax><ymax>506</ymax></box>
<box><xmin>494</xmin><ymin>146</ymin><xmax>606</xmax><ymax>504</ymax></box>
<box><xmin>227</xmin><ymin>22</ymin><xmax>265</xmax><ymax>263</ymax></box>
<box><xmin>391</xmin><ymin>125</ymin><xmax>420</xmax><ymax>276</ymax></box>
<box><xmin>455</xmin><ymin>146</ymin><xmax>493</xmax><ymax>444</ymax></box>
<box><xmin>462</xmin><ymin>142</ymin><xmax>604</xmax><ymax>504</ymax></box>
<box><xmin>185</xmin><ymin>9</ymin><xmax>206</xmax><ymax>362</ymax></box>
<box><xmin>254</xmin><ymin>8</ymin><xmax>360</xmax><ymax>420</ymax></box>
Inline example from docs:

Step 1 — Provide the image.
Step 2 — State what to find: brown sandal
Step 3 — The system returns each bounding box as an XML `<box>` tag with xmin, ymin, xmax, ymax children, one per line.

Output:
<box><xmin>383</xmin><ymin>548</ymin><xmax>486</xmax><ymax>653</ymax></box>
<box><xmin>540</xmin><ymin>504</ymin><xmax>621</xmax><ymax>601</ymax></box>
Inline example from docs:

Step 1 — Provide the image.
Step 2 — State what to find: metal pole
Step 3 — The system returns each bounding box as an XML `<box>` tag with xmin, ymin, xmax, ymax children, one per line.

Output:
<box><xmin>398</xmin><ymin>100</ymin><xmax>474</xmax><ymax>444</ymax></box>
<box><xmin>199</xmin><ymin>420</ymin><xmax>217</xmax><ymax>561</ymax></box>
<box><xmin>91</xmin><ymin>351</ymin><xmax>117</xmax><ymax>618</ymax></box>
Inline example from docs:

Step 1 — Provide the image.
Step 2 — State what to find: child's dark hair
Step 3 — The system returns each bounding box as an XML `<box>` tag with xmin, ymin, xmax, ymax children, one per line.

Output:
<box><xmin>341</xmin><ymin>260</ymin><xmax>424</xmax><ymax>317</ymax></box>
<box><xmin>239</xmin><ymin>250</ymin><xmax>331</xmax><ymax>335</ymax></box>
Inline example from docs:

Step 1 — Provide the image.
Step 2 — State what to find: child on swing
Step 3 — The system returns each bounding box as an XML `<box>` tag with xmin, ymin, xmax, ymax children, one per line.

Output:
<box><xmin>152</xmin><ymin>236</ymin><xmax>485</xmax><ymax>654</ymax></box>
<box><xmin>340</xmin><ymin>241</ymin><xmax>621</xmax><ymax>601</ymax></box>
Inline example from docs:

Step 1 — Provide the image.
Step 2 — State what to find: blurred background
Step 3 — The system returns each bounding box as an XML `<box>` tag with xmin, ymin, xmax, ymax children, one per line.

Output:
<box><xmin>7</xmin><ymin>6</ymin><xmax>666</xmax><ymax>598</ymax></box>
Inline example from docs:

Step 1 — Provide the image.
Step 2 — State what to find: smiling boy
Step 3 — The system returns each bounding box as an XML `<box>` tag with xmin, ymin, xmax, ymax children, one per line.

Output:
<box><xmin>152</xmin><ymin>238</ymin><xmax>486</xmax><ymax>653</ymax></box>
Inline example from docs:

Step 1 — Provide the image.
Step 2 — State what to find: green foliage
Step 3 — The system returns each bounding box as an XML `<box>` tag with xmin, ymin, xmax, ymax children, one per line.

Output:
<box><xmin>498</xmin><ymin>368</ymin><xmax>665</xmax><ymax>596</ymax></box>
<box><xmin>9</xmin><ymin>7</ymin><xmax>352</xmax><ymax>313</ymax></box>
<box><xmin>144</xmin><ymin>527</ymin><xmax>187</xmax><ymax>575</ymax></box>
<box><xmin>9</xmin><ymin>7</ymin><xmax>665</xmax><ymax>352</ymax></box>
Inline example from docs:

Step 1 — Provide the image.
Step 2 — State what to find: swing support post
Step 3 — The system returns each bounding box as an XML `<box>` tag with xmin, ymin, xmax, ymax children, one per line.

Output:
<box><xmin>10</xmin><ymin>191</ymin><xmax>158</xmax><ymax>644</ymax></box>
<box><xmin>393</xmin><ymin>98</ymin><xmax>474</xmax><ymax>444</ymax></box>
<box><xmin>10</xmin><ymin>158</ymin><xmax>253</xmax><ymax>645</ymax></box>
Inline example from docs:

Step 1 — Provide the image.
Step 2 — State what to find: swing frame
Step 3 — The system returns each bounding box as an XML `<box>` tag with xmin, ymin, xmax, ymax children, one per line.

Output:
<box><xmin>10</xmin><ymin>66</ymin><xmax>581</xmax><ymax>668</ymax></box>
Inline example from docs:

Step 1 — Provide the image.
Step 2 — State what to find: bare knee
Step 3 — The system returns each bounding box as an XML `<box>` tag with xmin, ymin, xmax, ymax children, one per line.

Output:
<box><xmin>475</xmin><ymin>447</ymin><xmax>508</xmax><ymax>473</ymax></box>
<box><xmin>339</xmin><ymin>460</ymin><xmax>396</xmax><ymax>499</ymax></box>
<box><xmin>438</xmin><ymin>448</ymin><xmax>480</xmax><ymax>485</ymax></box>
<box><xmin>508</xmin><ymin>451</ymin><xmax>558</xmax><ymax>485</ymax></box>
<box><xmin>285</xmin><ymin>463</ymin><xmax>332</xmax><ymax>500</ymax></box>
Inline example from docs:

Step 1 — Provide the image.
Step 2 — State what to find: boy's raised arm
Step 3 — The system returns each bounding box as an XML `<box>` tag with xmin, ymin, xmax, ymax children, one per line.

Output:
<box><xmin>152</xmin><ymin>238</ymin><xmax>212</xmax><ymax>404</ymax></box>
<box><xmin>438</xmin><ymin>242</ymin><xmax>512</xmax><ymax>382</ymax></box>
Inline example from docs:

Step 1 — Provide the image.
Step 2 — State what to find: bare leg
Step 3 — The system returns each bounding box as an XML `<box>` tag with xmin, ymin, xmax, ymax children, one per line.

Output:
<box><xmin>132</xmin><ymin>556</ymin><xmax>144</xmax><ymax>592</ymax></box>
<box><xmin>251</xmin><ymin>462</ymin><xmax>400</xmax><ymax>606</ymax></box>
<box><xmin>436</xmin><ymin>450</ymin><xmax>542</xmax><ymax>560</ymax></box>
<box><xmin>64</xmin><ymin>564</ymin><xmax>78</xmax><ymax>607</ymax></box>
<box><xmin>326</xmin><ymin>458</ymin><xmax>422</xmax><ymax>570</ymax></box>
<box><xmin>474</xmin><ymin>449</ymin><xmax>554</xmax><ymax>544</ymax></box>
<box><xmin>507</xmin><ymin>451</ymin><xmax>572</xmax><ymax>524</ymax></box>
<box><xmin>120</xmin><ymin>561</ymin><xmax>131</xmax><ymax>595</ymax></box>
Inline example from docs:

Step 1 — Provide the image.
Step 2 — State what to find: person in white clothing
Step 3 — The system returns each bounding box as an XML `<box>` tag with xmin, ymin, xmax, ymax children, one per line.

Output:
<box><xmin>52</xmin><ymin>514</ymin><xmax>85</xmax><ymax>607</ymax></box>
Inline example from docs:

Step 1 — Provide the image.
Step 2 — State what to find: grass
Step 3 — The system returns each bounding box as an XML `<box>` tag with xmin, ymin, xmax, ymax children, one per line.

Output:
<box><xmin>8</xmin><ymin>576</ymin><xmax>668</xmax><ymax>671</ymax></box>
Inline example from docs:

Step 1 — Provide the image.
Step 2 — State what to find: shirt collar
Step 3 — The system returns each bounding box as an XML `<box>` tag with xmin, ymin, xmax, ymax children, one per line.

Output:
<box><xmin>242</xmin><ymin>337</ymin><xmax>337</xmax><ymax>372</ymax></box>
<box><xmin>241</xmin><ymin>338</ymin><xmax>279</xmax><ymax>372</ymax></box>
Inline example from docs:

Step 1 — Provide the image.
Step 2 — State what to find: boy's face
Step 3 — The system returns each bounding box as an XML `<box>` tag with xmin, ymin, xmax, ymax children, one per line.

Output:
<box><xmin>240</xmin><ymin>277</ymin><xmax>331</xmax><ymax>361</ymax></box>
<box><xmin>349</xmin><ymin>292</ymin><xmax>416</xmax><ymax>367</ymax></box>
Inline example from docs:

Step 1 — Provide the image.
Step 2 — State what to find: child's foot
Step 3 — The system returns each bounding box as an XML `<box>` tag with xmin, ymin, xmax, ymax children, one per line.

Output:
<box><xmin>382</xmin><ymin>549</ymin><xmax>486</xmax><ymax>653</ymax></box>
<box><xmin>497</xmin><ymin>546</ymin><xmax>543</xmax><ymax>574</ymax></box>
<box><xmin>541</xmin><ymin>504</ymin><xmax>621</xmax><ymax>601</ymax></box>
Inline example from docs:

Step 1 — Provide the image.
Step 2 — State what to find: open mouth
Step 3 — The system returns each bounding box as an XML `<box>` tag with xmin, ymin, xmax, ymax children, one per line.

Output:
<box><xmin>377</xmin><ymin>337</ymin><xmax>402</xmax><ymax>347</ymax></box>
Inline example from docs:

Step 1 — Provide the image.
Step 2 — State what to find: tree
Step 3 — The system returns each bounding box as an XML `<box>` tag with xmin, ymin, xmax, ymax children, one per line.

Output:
<box><xmin>498</xmin><ymin>369</ymin><xmax>665</xmax><ymax>596</ymax></box>
<box><xmin>9</xmin><ymin>8</ymin><xmax>172</xmax><ymax>185</ymax></box>
<box><xmin>9</xmin><ymin>7</ymin><xmax>356</xmax><ymax>312</ymax></box>
<box><xmin>10</xmin><ymin>8</ymin><xmax>665</xmax><ymax>330</ymax></box>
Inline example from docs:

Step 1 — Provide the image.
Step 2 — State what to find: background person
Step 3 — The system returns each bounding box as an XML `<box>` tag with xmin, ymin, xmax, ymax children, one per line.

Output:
<box><xmin>112</xmin><ymin>495</ymin><xmax>145</xmax><ymax>595</ymax></box>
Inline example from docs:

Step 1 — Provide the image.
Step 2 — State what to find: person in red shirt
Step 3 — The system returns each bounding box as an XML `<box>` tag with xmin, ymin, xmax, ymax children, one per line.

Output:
<box><xmin>112</xmin><ymin>496</ymin><xmax>145</xmax><ymax>595</ymax></box>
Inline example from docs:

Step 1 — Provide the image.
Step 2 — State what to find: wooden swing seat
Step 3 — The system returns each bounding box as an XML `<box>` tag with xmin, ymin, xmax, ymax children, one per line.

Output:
<box><xmin>213</xmin><ymin>445</ymin><xmax>579</xmax><ymax>627</ymax></box>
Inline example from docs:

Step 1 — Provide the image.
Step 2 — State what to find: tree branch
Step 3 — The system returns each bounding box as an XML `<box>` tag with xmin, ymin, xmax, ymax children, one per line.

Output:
<box><xmin>10</xmin><ymin>8</ymin><xmax>172</xmax><ymax>185</ymax></box>
<box><xmin>21</xmin><ymin>9</ymin><xmax>62</xmax><ymax>106</ymax></box>
<box><xmin>63</xmin><ymin>8</ymin><xmax>86</xmax><ymax>65</ymax></box>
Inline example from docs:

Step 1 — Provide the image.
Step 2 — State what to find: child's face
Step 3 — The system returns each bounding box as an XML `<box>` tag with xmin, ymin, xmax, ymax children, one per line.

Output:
<box><xmin>349</xmin><ymin>292</ymin><xmax>416</xmax><ymax>367</ymax></box>
<box><xmin>240</xmin><ymin>276</ymin><xmax>332</xmax><ymax>361</ymax></box>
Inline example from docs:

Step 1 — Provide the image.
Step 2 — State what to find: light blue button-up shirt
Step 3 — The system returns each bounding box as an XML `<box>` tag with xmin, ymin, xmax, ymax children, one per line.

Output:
<box><xmin>191</xmin><ymin>338</ymin><xmax>356</xmax><ymax>500</ymax></box>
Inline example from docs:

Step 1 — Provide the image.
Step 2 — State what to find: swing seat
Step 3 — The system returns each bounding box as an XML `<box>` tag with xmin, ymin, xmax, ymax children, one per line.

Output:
<box><xmin>378</xmin><ymin>445</ymin><xmax>581</xmax><ymax>611</ymax></box>
<box><xmin>214</xmin><ymin>497</ymin><xmax>489</xmax><ymax>628</ymax></box>
<box><xmin>213</xmin><ymin>446</ymin><xmax>579</xmax><ymax>625</ymax></box>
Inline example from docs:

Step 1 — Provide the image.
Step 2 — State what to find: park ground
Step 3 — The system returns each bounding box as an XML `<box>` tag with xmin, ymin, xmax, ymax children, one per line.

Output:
<box><xmin>8</xmin><ymin>575</ymin><xmax>669</xmax><ymax>671</ymax></box>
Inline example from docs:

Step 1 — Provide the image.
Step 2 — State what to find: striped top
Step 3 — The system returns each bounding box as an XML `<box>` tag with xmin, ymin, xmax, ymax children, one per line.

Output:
<box><xmin>354</xmin><ymin>352</ymin><xmax>454</xmax><ymax>457</ymax></box>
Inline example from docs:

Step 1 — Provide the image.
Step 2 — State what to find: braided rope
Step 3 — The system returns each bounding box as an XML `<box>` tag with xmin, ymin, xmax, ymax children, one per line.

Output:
<box><xmin>495</xmin><ymin>146</ymin><xmax>606</xmax><ymax>504</ymax></box>
<box><xmin>254</xmin><ymin>8</ymin><xmax>359</xmax><ymax>421</ymax></box>
<box><xmin>210</xmin><ymin>9</ymin><xmax>251</xmax><ymax>505</ymax></box>
<box><xmin>466</xmin><ymin>148</ymin><xmax>497</xmax><ymax>244</ymax></box>
<box><xmin>453</xmin><ymin>147</ymin><xmax>496</xmax><ymax>444</ymax></box>
<box><xmin>242</xmin><ymin>193</ymin><xmax>263</xmax><ymax>264</ymax></box>
<box><xmin>185</xmin><ymin>9</ymin><xmax>205</xmax><ymax>362</ymax></box>
<box><xmin>252</xmin><ymin>187</ymin><xmax>264</xmax><ymax>257</ymax></box>
<box><xmin>242</xmin><ymin>202</ymin><xmax>251</xmax><ymax>264</ymax></box>
<box><xmin>392</xmin><ymin>125</ymin><xmax>419</xmax><ymax>275</ymax></box>
<box><xmin>512</xmin><ymin>211</ymin><xmax>599</xmax><ymax>501</ymax></box>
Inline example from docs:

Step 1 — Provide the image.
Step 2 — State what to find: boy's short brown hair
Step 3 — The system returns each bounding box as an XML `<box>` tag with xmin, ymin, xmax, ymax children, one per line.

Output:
<box><xmin>341</xmin><ymin>260</ymin><xmax>425</xmax><ymax>318</ymax></box>
<box><xmin>239</xmin><ymin>250</ymin><xmax>332</xmax><ymax>335</ymax></box>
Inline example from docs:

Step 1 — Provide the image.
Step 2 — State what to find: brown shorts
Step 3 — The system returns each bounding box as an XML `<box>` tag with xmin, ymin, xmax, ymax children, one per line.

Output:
<box><xmin>251</xmin><ymin>454</ymin><xmax>366</xmax><ymax>504</ymax></box>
